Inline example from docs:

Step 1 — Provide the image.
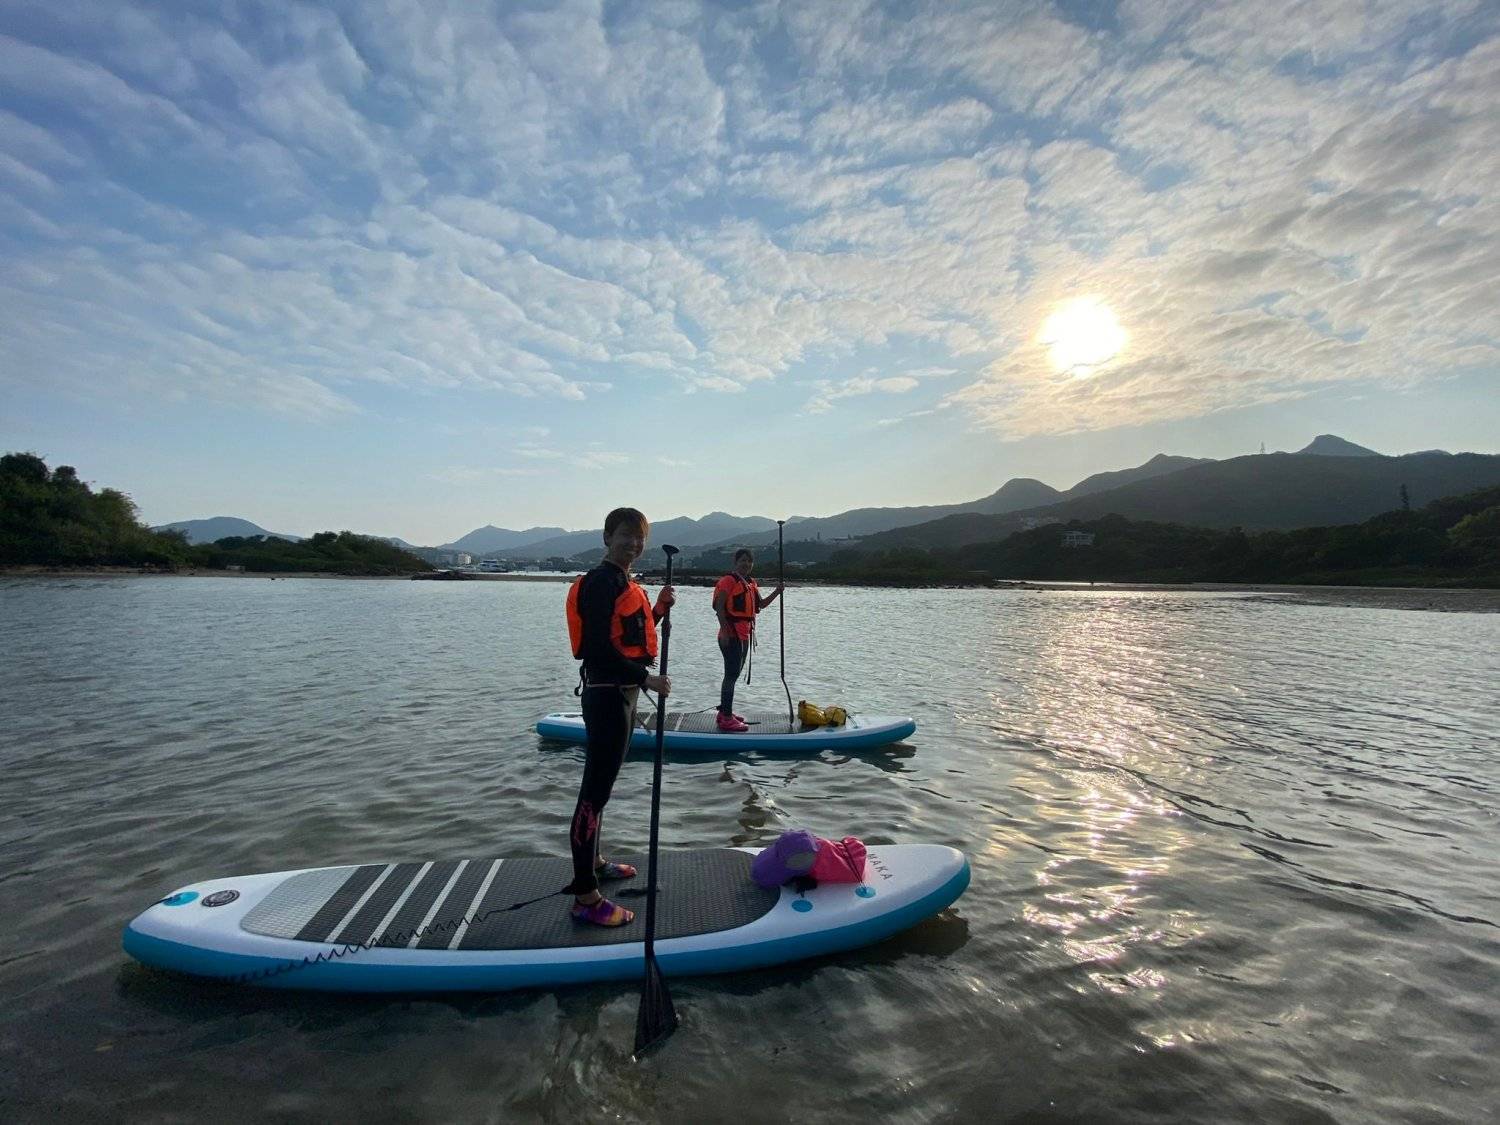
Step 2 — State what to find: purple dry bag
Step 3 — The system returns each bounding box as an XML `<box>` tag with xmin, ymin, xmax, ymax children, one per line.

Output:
<box><xmin>751</xmin><ymin>828</ymin><xmax>821</xmax><ymax>888</ymax></box>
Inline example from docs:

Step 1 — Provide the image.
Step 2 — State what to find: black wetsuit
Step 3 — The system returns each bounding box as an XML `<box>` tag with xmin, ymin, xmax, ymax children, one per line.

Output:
<box><xmin>718</xmin><ymin>633</ymin><xmax>746</xmax><ymax>715</ymax></box>
<box><xmin>569</xmin><ymin>560</ymin><xmax>653</xmax><ymax>896</ymax></box>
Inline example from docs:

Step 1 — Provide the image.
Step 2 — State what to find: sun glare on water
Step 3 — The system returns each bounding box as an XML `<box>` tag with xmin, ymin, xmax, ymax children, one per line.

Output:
<box><xmin>1039</xmin><ymin>297</ymin><xmax>1127</xmax><ymax>376</ymax></box>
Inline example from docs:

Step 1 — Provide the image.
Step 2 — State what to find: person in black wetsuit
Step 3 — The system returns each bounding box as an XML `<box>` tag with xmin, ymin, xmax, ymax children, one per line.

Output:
<box><xmin>564</xmin><ymin>507</ymin><xmax>673</xmax><ymax>926</ymax></box>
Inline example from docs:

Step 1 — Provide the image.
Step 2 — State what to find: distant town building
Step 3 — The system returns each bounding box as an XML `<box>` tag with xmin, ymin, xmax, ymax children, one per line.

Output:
<box><xmin>1020</xmin><ymin>516</ymin><xmax>1061</xmax><ymax>531</ymax></box>
<box><xmin>1061</xmin><ymin>530</ymin><xmax>1095</xmax><ymax>547</ymax></box>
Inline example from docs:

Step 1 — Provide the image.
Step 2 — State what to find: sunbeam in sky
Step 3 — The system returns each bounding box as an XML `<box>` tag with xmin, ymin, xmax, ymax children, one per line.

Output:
<box><xmin>1039</xmin><ymin>298</ymin><xmax>1128</xmax><ymax>377</ymax></box>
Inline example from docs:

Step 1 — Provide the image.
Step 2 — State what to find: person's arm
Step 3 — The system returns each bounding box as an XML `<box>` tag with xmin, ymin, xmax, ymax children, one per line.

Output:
<box><xmin>578</xmin><ymin>571</ymin><xmax>649</xmax><ymax>686</ymax></box>
<box><xmin>713</xmin><ymin>580</ymin><xmax>733</xmax><ymax>631</ymax></box>
<box><xmin>756</xmin><ymin>585</ymin><xmax>783</xmax><ymax>611</ymax></box>
<box><xmin>652</xmin><ymin>584</ymin><xmax>675</xmax><ymax>622</ymax></box>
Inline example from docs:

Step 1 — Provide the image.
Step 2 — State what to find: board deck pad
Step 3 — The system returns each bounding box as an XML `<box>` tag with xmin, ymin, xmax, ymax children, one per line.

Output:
<box><xmin>635</xmin><ymin>708</ymin><xmax>803</xmax><ymax>734</ymax></box>
<box><xmin>241</xmin><ymin>849</ymin><xmax>779</xmax><ymax>951</ymax></box>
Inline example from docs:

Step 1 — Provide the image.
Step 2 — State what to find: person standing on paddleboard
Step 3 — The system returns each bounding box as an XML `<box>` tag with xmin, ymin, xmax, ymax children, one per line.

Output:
<box><xmin>712</xmin><ymin>548</ymin><xmax>782</xmax><ymax>732</ymax></box>
<box><xmin>563</xmin><ymin>507</ymin><xmax>674</xmax><ymax>926</ymax></box>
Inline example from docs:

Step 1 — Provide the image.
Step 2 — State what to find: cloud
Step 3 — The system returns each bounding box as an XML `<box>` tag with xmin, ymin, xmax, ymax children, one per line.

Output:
<box><xmin>0</xmin><ymin>107</ymin><xmax>83</xmax><ymax>169</ymax></box>
<box><xmin>1</xmin><ymin>1</ymin><xmax>1497</xmax><ymax>438</ymax></box>
<box><xmin>428</xmin><ymin>466</ymin><xmax>545</xmax><ymax>484</ymax></box>
<box><xmin>515</xmin><ymin>442</ymin><xmax>629</xmax><ymax>470</ymax></box>
<box><xmin>804</xmin><ymin>369</ymin><xmax>933</xmax><ymax>414</ymax></box>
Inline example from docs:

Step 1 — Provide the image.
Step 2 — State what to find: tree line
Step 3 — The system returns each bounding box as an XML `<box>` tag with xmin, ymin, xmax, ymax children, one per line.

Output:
<box><xmin>1</xmin><ymin>453</ymin><xmax>430</xmax><ymax>576</ymax></box>
<box><xmin>8</xmin><ymin>449</ymin><xmax>1495</xmax><ymax>585</ymax></box>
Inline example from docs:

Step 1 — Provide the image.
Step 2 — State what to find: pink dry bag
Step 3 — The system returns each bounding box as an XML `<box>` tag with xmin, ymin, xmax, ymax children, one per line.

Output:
<box><xmin>810</xmin><ymin>835</ymin><xmax>868</xmax><ymax>884</ymax></box>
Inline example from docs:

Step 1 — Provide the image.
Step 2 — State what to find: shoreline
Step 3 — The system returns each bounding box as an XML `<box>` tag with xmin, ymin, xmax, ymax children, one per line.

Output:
<box><xmin>4</xmin><ymin>566</ymin><xmax>1497</xmax><ymax>611</ymax></box>
<box><xmin>0</xmin><ymin>565</ymin><xmax>584</xmax><ymax>582</ymax></box>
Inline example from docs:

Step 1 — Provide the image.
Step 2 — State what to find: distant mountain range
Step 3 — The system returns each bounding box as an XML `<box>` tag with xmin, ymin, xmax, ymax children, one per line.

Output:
<box><xmin>709</xmin><ymin>452</ymin><xmax>1213</xmax><ymax>551</ymax></box>
<box><xmin>858</xmin><ymin>448</ymin><xmax>1500</xmax><ymax>551</ymax></box>
<box><xmin>1299</xmin><ymin>434</ymin><xmax>1379</xmax><ymax>457</ymax></box>
<box><xmin>152</xmin><ymin>516</ymin><xmax>302</xmax><ymax>544</ymax></box>
<box><xmin>443</xmin><ymin>524</ymin><xmax>569</xmax><ymax>553</ymax></box>
<box><xmin>161</xmin><ymin>436</ymin><xmax>1497</xmax><ymax>558</ymax></box>
<box><xmin>489</xmin><ymin>512</ymin><xmax>782</xmax><ymax>560</ymax></box>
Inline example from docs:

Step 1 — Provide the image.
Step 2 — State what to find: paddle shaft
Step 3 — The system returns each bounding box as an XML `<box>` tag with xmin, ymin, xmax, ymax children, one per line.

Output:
<box><xmin>635</xmin><ymin>544</ymin><xmax>678</xmax><ymax>1055</ymax></box>
<box><xmin>778</xmin><ymin>520</ymin><xmax>792</xmax><ymax>726</ymax></box>
<box><xmin>644</xmin><ymin>551</ymin><xmax>674</xmax><ymax>957</ymax></box>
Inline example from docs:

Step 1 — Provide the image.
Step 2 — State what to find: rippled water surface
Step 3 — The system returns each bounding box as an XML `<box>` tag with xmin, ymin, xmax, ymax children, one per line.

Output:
<box><xmin>2</xmin><ymin>575</ymin><xmax>1497</xmax><ymax>1123</ymax></box>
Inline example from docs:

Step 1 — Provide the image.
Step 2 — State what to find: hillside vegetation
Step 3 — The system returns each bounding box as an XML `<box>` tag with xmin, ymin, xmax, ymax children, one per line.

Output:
<box><xmin>1</xmin><ymin>453</ymin><xmax>430</xmax><ymax>576</ymax></box>
<box><xmin>860</xmin><ymin>452</ymin><xmax>1500</xmax><ymax>551</ymax></box>
<box><xmin>806</xmin><ymin>486</ymin><xmax>1500</xmax><ymax>588</ymax></box>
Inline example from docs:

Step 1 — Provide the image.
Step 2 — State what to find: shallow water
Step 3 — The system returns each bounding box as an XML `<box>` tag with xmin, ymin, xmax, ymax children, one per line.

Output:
<box><xmin>2</xmin><ymin>575</ymin><xmax>1497</xmax><ymax>1123</ymax></box>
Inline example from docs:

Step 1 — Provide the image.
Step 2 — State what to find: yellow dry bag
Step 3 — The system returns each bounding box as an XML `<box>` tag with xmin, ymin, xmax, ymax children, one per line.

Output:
<box><xmin>797</xmin><ymin>700</ymin><xmax>848</xmax><ymax>727</ymax></box>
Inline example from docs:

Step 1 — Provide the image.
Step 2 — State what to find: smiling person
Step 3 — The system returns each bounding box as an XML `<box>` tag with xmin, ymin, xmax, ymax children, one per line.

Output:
<box><xmin>712</xmin><ymin>547</ymin><xmax>782</xmax><ymax>732</ymax></box>
<box><xmin>562</xmin><ymin>507</ymin><xmax>674</xmax><ymax>926</ymax></box>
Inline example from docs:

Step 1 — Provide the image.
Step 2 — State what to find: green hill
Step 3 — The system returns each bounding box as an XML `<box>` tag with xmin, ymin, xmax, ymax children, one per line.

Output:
<box><xmin>859</xmin><ymin>451</ymin><xmax>1500</xmax><ymax>551</ymax></box>
<box><xmin>807</xmin><ymin>485</ymin><xmax>1500</xmax><ymax>587</ymax></box>
<box><xmin>1</xmin><ymin>452</ymin><xmax>190</xmax><ymax>566</ymax></box>
<box><xmin>1</xmin><ymin>453</ymin><xmax>431</xmax><ymax>576</ymax></box>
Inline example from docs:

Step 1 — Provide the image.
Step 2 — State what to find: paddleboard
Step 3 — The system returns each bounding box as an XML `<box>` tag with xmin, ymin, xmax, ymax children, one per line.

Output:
<box><xmin>535</xmin><ymin>708</ymin><xmax>917</xmax><ymax>752</ymax></box>
<box><xmin>122</xmin><ymin>844</ymin><xmax>968</xmax><ymax>993</ymax></box>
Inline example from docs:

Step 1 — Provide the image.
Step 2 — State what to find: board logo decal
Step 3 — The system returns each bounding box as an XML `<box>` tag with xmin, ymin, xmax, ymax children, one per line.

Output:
<box><xmin>201</xmin><ymin>889</ymin><xmax>240</xmax><ymax>907</ymax></box>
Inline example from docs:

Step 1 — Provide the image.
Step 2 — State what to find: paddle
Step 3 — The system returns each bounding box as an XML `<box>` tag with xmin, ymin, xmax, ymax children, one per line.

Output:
<box><xmin>634</xmin><ymin>543</ymin><xmax>680</xmax><ymax>1057</ymax></box>
<box><xmin>778</xmin><ymin>520</ymin><xmax>793</xmax><ymax>727</ymax></box>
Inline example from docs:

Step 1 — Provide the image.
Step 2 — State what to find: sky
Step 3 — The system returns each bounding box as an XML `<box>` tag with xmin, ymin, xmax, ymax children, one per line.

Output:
<box><xmin>2</xmin><ymin>0</ymin><xmax>1498</xmax><ymax>545</ymax></box>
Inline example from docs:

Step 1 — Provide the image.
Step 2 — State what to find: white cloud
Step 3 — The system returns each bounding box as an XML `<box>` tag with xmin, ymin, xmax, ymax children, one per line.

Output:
<box><xmin>429</xmin><ymin>466</ymin><xmax>545</xmax><ymax>484</ymax></box>
<box><xmin>514</xmin><ymin>443</ymin><xmax>629</xmax><ymax>471</ymax></box>
<box><xmin>1</xmin><ymin>1</ymin><xmax>1497</xmax><ymax>439</ymax></box>
<box><xmin>0</xmin><ymin>107</ymin><xmax>84</xmax><ymax>169</ymax></box>
<box><xmin>805</xmin><ymin>370</ymin><xmax>926</xmax><ymax>414</ymax></box>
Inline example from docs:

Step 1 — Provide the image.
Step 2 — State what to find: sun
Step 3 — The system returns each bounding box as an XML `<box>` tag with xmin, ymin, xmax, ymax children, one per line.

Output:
<box><xmin>1039</xmin><ymin>297</ymin><xmax>1127</xmax><ymax>376</ymax></box>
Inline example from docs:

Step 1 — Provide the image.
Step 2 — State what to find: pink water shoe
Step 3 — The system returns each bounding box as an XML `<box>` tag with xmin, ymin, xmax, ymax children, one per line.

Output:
<box><xmin>716</xmin><ymin>711</ymin><xmax>750</xmax><ymax>733</ymax></box>
<box><xmin>571</xmin><ymin>897</ymin><xmax>634</xmax><ymax>927</ymax></box>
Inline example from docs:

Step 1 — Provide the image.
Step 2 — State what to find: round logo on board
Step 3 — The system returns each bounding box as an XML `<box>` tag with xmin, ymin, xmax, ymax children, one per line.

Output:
<box><xmin>201</xmin><ymin>889</ymin><xmax>240</xmax><ymax>908</ymax></box>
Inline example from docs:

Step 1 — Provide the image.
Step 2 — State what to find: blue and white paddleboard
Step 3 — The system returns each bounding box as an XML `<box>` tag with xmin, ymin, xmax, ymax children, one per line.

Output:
<box><xmin>122</xmin><ymin>845</ymin><xmax>968</xmax><ymax>993</ymax></box>
<box><xmin>535</xmin><ymin>708</ymin><xmax>917</xmax><ymax>752</ymax></box>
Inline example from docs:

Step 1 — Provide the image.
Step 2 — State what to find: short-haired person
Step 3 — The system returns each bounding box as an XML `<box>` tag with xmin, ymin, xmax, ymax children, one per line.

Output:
<box><xmin>712</xmin><ymin>548</ymin><xmax>782</xmax><ymax>732</ymax></box>
<box><xmin>563</xmin><ymin>507</ymin><xmax>673</xmax><ymax>926</ymax></box>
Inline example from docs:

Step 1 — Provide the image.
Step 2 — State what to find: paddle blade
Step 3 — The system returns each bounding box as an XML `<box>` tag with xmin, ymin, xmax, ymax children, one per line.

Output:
<box><xmin>633</xmin><ymin>956</ymin><xmax>679</xmax><ymax>1058</ymax></box>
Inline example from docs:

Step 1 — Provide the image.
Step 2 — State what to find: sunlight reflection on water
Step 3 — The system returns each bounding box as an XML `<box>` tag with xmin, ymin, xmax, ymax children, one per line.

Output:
<box><xmin>1</xmin><ymin>577</ymin><xmax>1497</xmax><ymax>1121</ymax></box>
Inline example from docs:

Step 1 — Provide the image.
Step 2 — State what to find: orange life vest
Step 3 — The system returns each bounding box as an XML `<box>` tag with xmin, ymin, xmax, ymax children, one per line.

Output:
<box><xmin>566</xmin><ymin>574</ymin><xmax>658</xmax><ymax>661</ymax></box>
<box><xmin>723</xmin><ymin>575</ymin><xmax>757</xmax><ymax>620</ymax></box>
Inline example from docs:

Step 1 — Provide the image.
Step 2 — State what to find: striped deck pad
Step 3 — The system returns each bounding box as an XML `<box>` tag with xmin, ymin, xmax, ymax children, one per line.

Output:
<box><xmin>239</xmin><ymin>849</ymin><xmax>779</xmax><ymax>951</ymax></box>
<box><xmin>634</xmin><ymin>708</ymin><xmax>804</xmax><ymax>735</ymax></box>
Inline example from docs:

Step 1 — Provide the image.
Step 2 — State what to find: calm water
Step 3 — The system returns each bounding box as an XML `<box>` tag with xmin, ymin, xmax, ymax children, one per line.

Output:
<box><xmin>2</xmin><ymin>576</ymin><xmax>1497</xmax><ymax>1123</ymax></box>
